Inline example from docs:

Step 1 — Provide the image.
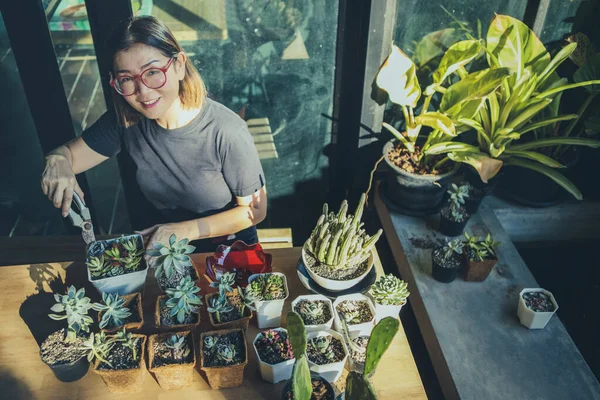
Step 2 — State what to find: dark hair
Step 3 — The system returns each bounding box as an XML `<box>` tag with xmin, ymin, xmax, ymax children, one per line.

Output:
<box><xmin>105</xmin><ymin>16</ymin><xmax>206</xmax><ymax>127</ymax></box>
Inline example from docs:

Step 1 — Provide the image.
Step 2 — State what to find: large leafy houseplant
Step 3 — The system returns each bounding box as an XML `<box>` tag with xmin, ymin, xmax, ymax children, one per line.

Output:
<box><xmin>426</xmin><ymin>14</ymin><xmax>600</xmax><ymax>199</ymax></box>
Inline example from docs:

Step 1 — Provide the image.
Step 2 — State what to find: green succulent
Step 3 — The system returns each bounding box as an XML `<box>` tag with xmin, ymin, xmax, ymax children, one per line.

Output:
<box><xmin>146</xmin><ymin>234</ymin><xmax>195</xmax><ymax>279</ymax></box>
<box><xmin>86</xmin><ymin>255</ymin><xmax>110</xmax><ymax>278</ymax></box>
<box><xmin>206</xmin><ymin>294</ymin><xmax>234</xmax><ymax>323</ymax></box>
<box><xmin>48</xmin><ymin>286</ymin><xmax>94</xmax><ymax>342</ymax></box>
<box><xmin>209</xmin><ymin>272</ymin><xmax>236</xmax><ymax>297</ymax></box>
<box><xmin>165</xmin><ymin>334</ymin><xmax>191</xmax><ymax>360</ymax></box>
<box><xmin>203</xmin><ymin>335</ymin><xmax>218</xmax><ymax>350</ymax></box>
<box><xmin>92</xmin><ymin>293</ymin><xmax>132</xmax><ymax>329</ymax></box>
<box><xmin>247</xmin><ymin>274</ymin><xmax>286</xmax><ymax>301</ymax></box>
<box><xmin>165</xmin><ymin>275</ymin><xmax>203</xmax><ymax>324</ymax></box>
<box><xmin>104</xmin><ymin>244</ymin><xmax>121</xmax><ymax>261</ymax></box>
<box><xmin>114</xmin><ymin>328</ymin><xmax>138</xmax><ymax>361</ymax></box>
<box><xmin>370</xmin><ymin>274</ymin><xmax>410</xmax><ymax>306</ymax></box>
<box><xmin>299</xmin><ymin>301</ymin><xmax>325</xmax><ymax>319</ymax></box>
<box><xmin>80</xmin><ymin>331</ymin><xmax>115</xmax><ymax>367</ymax></box>
<box><xmin>216</xmin><ymin>343</ymin><xmax>236</xmax><ymax>363</ymax></box>
<box><xmin>239</xmin><ymin>287</ymin><xmax>257</xmax><ymax>314</ymax></box>
<box><xmin>463</xmin><ymin>232</ymin><xmax>499</xmax><ymax>260</ymax></box>
<box><xmin>310</xmin><ymin>336</ymin><xmax>335</xmax><ymax>361</ymax></box>
<box><xmin>121</xmin><ymin>236</ymin><xmax>143</xmax><ymax>258</ymax></box>
<box><xmin>337</xmin><ymin>301</ymin><xmax>362</xmax><ymax>325</ymax></box>
<box><xmin>442</xmin><ymin>239</ymin><xmax>464</xmax><ymax>260</ymax></box>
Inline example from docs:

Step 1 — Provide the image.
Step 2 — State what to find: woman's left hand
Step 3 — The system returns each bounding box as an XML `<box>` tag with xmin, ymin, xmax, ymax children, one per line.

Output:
<box><xmin>135</xmin><ymin>223</ymin><xmax>192</xmax><ymax>267</ymax></box>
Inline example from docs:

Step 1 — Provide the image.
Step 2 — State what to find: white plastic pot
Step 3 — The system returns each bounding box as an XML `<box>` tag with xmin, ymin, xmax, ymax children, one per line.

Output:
<box><xmin>366</xmin><ymin>292</ymin><xmax>405</xmax><ymax>323</ymax></box>
<box><xmin>248</xmin><ymin>272</ymin><xmax>289</xmax><ymax>329</ymax></box>
<box><xmin>253</xmin><ymin>328</ymin><xmax>295</xmax><ymax>384</ymax></box>
<box><xmin>517</xmin><ymin>288</ymin><xmax>559</xmax><ymax>329</ymax></box>
<box><xmin>306</xmin><ymin>330</ymin><xmax>348</xmax><ymax>383</ymax></box>
<box><xmin>302</xmin><ymin>247</ymin><xmax>374</xmax><ymax>292</ymax></box>
<box><xmin>333</xmin><ymin>293</ymin><xmax>376</xmax><ymax>339</ymax></box>
<box><xmin>291</xmin><ymin>294</ymin><xmax>334</xmax><ymax>333</ymax></box>
<box><xmin>86</xmin><ymin>234</ymin><xmax>148</xmax><ymax>296</ymax></box>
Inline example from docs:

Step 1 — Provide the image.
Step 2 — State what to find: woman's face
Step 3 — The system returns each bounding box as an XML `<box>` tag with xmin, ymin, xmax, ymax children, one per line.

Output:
<box><xmin>113</xmin><ymin>43</ymin><xmax>185</xmax><ymax>120</ymax></box>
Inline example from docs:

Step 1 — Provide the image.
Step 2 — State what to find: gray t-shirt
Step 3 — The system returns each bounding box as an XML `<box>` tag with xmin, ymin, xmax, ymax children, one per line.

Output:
<box><xmin>81</xmin><ymin>98</ymin><xmax>265</xmax><ymax>223</ymax></box>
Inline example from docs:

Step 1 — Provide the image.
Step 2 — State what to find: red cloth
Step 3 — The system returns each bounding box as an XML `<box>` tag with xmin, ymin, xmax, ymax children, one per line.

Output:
<box><xmin>205</xmin><ymin>241</ymin><xmax>272</xmax><ymax>287</ymax></box>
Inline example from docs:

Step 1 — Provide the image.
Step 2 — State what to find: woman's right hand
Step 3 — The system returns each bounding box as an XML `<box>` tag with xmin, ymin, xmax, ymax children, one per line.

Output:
<box><xmin>41</xmin><ymin>153</ymin><xmax>85</xmax><ymax>217</ymax></box>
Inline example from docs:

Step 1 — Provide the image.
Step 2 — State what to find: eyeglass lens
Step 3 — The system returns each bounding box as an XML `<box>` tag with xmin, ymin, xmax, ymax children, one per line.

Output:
<box><xmin>116</xmin><ymin>69</ymin><xmax>166</xmax><ymax>95</ymax></box>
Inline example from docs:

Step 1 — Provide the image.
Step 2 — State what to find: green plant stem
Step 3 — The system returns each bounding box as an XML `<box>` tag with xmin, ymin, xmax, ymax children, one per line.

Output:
<box><xmin>402</xmin><ymin>106</ymin><xmax>411</xmax><ymax>128</ymax></box>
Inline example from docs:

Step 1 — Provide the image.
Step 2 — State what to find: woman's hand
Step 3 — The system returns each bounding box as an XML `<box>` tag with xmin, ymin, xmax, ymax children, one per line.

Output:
<box><xmin>136</xmin><ymin>222</ymin><xmax>195</xmax><ymax>267</ymax></box>
<box><xmin>41</xmin><ymin>153</ymin><xmax>85</xmax><ymax>217</ymax></box>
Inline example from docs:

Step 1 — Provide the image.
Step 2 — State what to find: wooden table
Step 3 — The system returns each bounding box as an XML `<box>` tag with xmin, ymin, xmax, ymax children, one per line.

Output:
<box><xmin>0</xmin><ymin>247</ymin><xmax>427</xmax><ymax>399</ymax></box>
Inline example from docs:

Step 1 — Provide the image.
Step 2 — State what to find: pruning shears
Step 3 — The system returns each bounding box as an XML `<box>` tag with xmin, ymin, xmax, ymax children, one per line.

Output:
<box><xmin>67</xmin><ymin>191</ymin><xmax>96</xmax><ymax>246</ymax></box>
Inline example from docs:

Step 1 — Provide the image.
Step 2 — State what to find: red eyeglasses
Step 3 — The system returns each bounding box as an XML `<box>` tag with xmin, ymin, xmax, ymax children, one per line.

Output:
<box><xmin>110</xmin><ymin>58</ymin><xmax>176</xmax><ymax>96</ymax></box>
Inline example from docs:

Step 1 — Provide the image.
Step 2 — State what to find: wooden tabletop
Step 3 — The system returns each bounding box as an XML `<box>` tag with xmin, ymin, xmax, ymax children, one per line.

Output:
<box><xmin>0</xmin><ymin>247</ymin><xmax>426</xmax><ymax>399</ymax></box>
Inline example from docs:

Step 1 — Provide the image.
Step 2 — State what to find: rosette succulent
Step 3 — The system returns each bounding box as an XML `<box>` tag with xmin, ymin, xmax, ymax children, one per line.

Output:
<box><xmin>165</xmin><ymin>275</ymin><xmax>203</xmax><ymax>324</ymax></box>
<box><xmin>165</xmin><ymin>334</ymin><xmax>191</xmax><ymax>361</ymax></box>
<box><xmin>370</xmin><ymin>274</ymin><xmax>410</xmax><ymax>306</ymax></box>
<box><xmin>146</xmin><ymin>233</ymin><xmax>195</xmax><ymax>279</ymax></box>
<box><xmin>247</xmin><ymin>273</ymin><xmax>286</xmax><ymax>301</ymax></box>
<box><xmin>48</xmin><ymin>286</ymin><xmax>94</xmax><ymax>341</ymax></box>
<box><xmin>92</xmin><ymin>292</ymin><xmax>132</xmax><ymax>329</ymax></box>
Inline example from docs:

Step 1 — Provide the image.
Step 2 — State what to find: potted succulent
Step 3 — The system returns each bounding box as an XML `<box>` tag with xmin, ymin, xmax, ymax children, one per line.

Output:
<box><xmin>206</xmin><ymin>272</ymin><xmax>254</xmax><ymax>331</ymax></box>
<box><xmin>291</xmin><ymin>294</ymin><xmax>334</xmax><ymax>333</ymax></box>
<box><xmin>305</xmin><ymin>330</ymin><xmax>348</xmax><ymax>383</ymax></box>
<box><xmin>253</xmin><ymin>328</ymin><xmax>295</xmax><ymax>384</ymax></box>
<box><xmin>376</xmin><ymin>38</ymin><xmax>510</xmax><ymax>214</ymax></box>
<box><xmin>148</xmin><ymin>331</ymin><xmax>196</xmax><ymax>390</ymax></box>
<box><xmin>303</xmin><ymin>193</ymin><xmax>382</xmax><ymax>292</ymax></box>
<box><xmin>345</xmin><ymin>317</ymin><xmax>400</xmax><ymax>399</ymax></box>
<box><xmin>517</xmin><ymin>288</ymin><xmax>559</xmax><ymax>329</ymax></box>
<box><xmin>85</xmin><ymin>234</ymin><xmax>147</xmax><ymax>295</ymax></box>
<box><xmin>90</xmin><ymin>328</ymin><xmax>147</xmax><ymax>393</ymax></box>
<box><xmin>146</xmin><ymin>233</ymin><xmax>197</xmax><ymax>292</ymax></box>
<box><xmin>333</xmin><ymin>294</ymin><xmax>376</xmax><ymax>338</ymax></box>
<box><xmin>346</xmin><ymin>335</ymin><xmax>369</xmax><ymax>373</ymax></box>
<box><xmin>92</xmin><ymin>292</ymin><xmax>143</xmax><ymax>333</ymax></box>
<box><xmin>368</xmin><ymin>274</ymin><xmax>410</xmax><ymax>322</ymax></box>
<box><xmin>155</xmin><ymin>275</ymin><xmax>203</xmax><ymax>331</ymax></box>
<box><xmin>247</xmin><ymin>272</ymin><xmax>289</xmax><ymax>328</ymax></box>
<box><xmin>439</xmin><ymin>183</ymin><xmax>470</xmax><ymax>236</ymax></box>
<box><xmin>281</xmin><ymin>312</ymin><xmax>336</xmax><ymax>400</ymax></box>
<box><xmin>463</xmin><ymin>232</ymin><xmax>500</xmax><ymax>281</ymax></box>
<box><xmin>41</xmin><ymin>285</ymin><xmax>93</xmax><ymax>382</ymax></box>
<box><xmin>432</xmin><ymin>239</ymin><xmax>464</xmax><ymax>283</ymax></box>
<box><xmin>200</xmin><ymin>329</ymin><xmax>248</xmax><ymax>389</ymax></box>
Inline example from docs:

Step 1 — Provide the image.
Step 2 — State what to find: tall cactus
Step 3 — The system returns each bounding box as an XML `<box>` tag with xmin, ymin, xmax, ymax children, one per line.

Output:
<box><xmin>345</xmin><ymin>317</ymin><xmax>400</xmax><ymax>400</ymax></box>
<box><xmin>306</xmin><ymin>193</ymin><xmax>383</xmax><ymax>270</ymax></box>
<box><xmin>287</xmin><ymin>312</ymin><xmax>311</xmax><ymax>400</ymax></box>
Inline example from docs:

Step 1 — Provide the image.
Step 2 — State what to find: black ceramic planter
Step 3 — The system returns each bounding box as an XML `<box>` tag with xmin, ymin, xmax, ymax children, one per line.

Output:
<box><xmin>42</xmin><ymin>354</ymin><xmax>90</xmax><ymax>382</ymax></box>
<box><xmin>431</xmin><ymin>247</ymin><xmax>463</xmax><ymax>283</ymax></box>
<box><xmin>439</xmin><ymin>206</ymin><xmax>470</xmax><ymax>237</ymax></box>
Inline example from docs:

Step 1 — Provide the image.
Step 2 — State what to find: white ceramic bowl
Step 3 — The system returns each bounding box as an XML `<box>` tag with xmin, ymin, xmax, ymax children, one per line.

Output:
<box><xmin>302</xmin><ymin>246</ymin><xmax>374</xmax><ymax>292</ymax></box>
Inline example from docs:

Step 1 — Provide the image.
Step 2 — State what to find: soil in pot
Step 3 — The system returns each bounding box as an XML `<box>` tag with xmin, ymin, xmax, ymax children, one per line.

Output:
<box><xmin>157</xmin><ymin>296</ymin><xmax>199</xmax><ymax>327</ymax></box>
<box><xmin>255</xmin><ymin>330</ymin><xmax>294</xmax><ymax>365</ymax></box>
<box><xmin>201</xmin><ymin>330</ymin><xmax>247</xmax><ymax>368</ymax></box>
<box><xmin>93</xmin><ymin>335</ymin><xmax>146</xmax><ymax>393</ymax></box>
<box><xmin>348</xmin><ymin>335</ymin><xmax>369</xmax><ymax>371</ymax></box>
<box><xmin>207</xmin><ymin>292</ymin><xmax>252</xmax><ymax>325</ymax></box>
<box><xmin>388</xmin><ymin>144</ymin><xmax>453</xmax><ymax>175</ymax></box>
<box><xmin>522</xmin><ymin>291</ymin><xmax>556</xmax><ymax>312</ymax></box>
<box><xmin>294</xmin><ymin>300</ymin><xmax>332</xmax><ymax>326</ymax></box>
<box><xmin>151</xmin><ymin>333</ymin><xmax>194</xmax><ymax>367</ymax></box>
<box><xmin>100</xmin><ymin>293</ymin><xmax>143</xmax><ymax>332</ymax></box>
<box><xmin>96</xmin><ymin>338</ymin><xmax>144</xmax><ymax>371</ymax></box>
<box><xmin>431</xmin><ymin>247</ymin><xmax>464</xmax><ymax>283</ymax></box>
<box><xmin>305</xmin><ymin>254</ymin><xmax>370</xmax><ymax>281</ymax></box>
<box><xmin>282</xmin><ymin>375</ymin><xmax>336</xmax><ymax>400</ymax></box>
<box><xmin>306</xmin><ymin>335</ymin><xmax>346</xmax><ymax>365</ymax></box>
<box><xmin>439</xmin><ymin>204</ymin><xmax>470</xmax><ymax>236</ymax></box>
<box><xmin>40</xmin><ymin>329</ymin><xmax>89</xmax><ymax>382</ymax></box>
<box><xmin>157</xmin><ymin>264</ymin><xmax>198</xmax><ymax>292</ymax></box>
<box><xmin>335</xmin><ymin>300</ymin><xmax>374</xmax><ymax>325</ymax></box>
<box><xmin>149</xmin><ymin>331</ymin><xmax>195</xmax><ymax>390</ymax></box>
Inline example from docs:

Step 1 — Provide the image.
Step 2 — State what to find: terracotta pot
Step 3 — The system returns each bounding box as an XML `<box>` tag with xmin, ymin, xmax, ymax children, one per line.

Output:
<box><xmin>148</xmin><ymin>330</ymin><xmax>196</xmax><ymax>390</ymax></box>
<box><xmin>155</xmin><ymin>295</ymin><xmax>200</xmax><ymax>332</ymax></box>
<box><xmin>100</xmin><ymin>292</ymin><xmax>144</xmax><ymax>333</ymax></box>
<box><xmin>92</xmin><ymin>334</ymin><xmax>147</xmax><ymax>393</ymax></box>
<box><xmin>464</xmin><ymin>255</ymin><xmax>498</xmax><ymax>282</ymax></box>
<box><xmin>205</xmin><ymin>292</ymin><xmax>252</xmax><ymax>331</ymax></box>
<box><xmin>200</xmin><ymin>329</ymin><xmax>248</xmax><ymax>389</ymax></box>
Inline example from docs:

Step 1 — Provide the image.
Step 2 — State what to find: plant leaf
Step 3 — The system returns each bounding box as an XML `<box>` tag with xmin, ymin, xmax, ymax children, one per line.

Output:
<box><xmin>433</xmin><ymin>39</ymin><xmax>482</xmax><ymax>84</ymax></box>
<box><xmin>425</xmin><ymin>142</ymin><xmax>480</xmax><ymax>155</ymax></box>
<box><xmin>574</xmin><ymin>53</ymin><xmax>600</xmax><ymax>92</ymax></box>
<box><xmin>503</xmin><ymin>158</ymin><xmax>582</xmax><ymax>199</ymax></box>
<box><xmin>414</xmin><ymin>112</ymin><xmax>456</xmax><ymax>136</ymax></box>
<box><xmin>509</xmin><ymin>137</ymin><xmax>600</xmax><ymax>151</ymax></box>
<box><xmin>447</xmin><ymin>152</ymin><xmax>503</xmax><ymax>183</ymax></box>
<box><xmin>537</xmin><ymin>43</ymin><xmax>577</xmax><ymax>88</ymax></box>
<box><xmin>502</xmin><ymin>150</ymin><xmax>564</xmax><ymax>168</ymax></box>
<box><xmin>376</xmin><ymin>45</ymin><xmax>421</xmax><ymax>107</ymax></box>
<box><xmin>382</xmin><ymin>122</ymin><xmax>415</xmax><ymax>153</ymax></box>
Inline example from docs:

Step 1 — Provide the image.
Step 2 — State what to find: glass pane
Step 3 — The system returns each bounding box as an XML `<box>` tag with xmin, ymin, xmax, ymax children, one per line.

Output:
<box><xmin>538</xmin><ymin>0</ymin><xmax>587</xmax><ymax>44</ymax></box>
<box><xmin>0</xmin><ymin>11</ymin><xmax>64</xmax><ymax>236</ymax></box>
<box><xmin>47</xmin><ymin>0</ymin><xmax>131</xmax><ymax>234</ymax></box>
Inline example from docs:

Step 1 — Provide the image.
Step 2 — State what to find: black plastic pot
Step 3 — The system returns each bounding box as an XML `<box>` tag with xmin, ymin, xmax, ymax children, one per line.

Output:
<box><xmin>431</xmin><ymin>247</ymin><xmax>463</xmax><ymax>283</ymax></box>
<box><xmin>383</xmin><ymin>140</ymin><xmax>461</xmax><ymax>216</ymax></box>
<box><xmin>281</xmin><ymin>372</ymin><xmax>337</xmax><ymax>400</ymax></box>
<box><xmin>42</xmin><ymin>354</ymin><xmax>89</xmax><ymax>382</ymax></box>
<box><xmin>464</xmin><ymin>186</ymin><xmax>485</xmax><ymax>215</ymax></box>
<box><xmin>439</xmin><ymin>206</ymin><xmax>470</xmax><ymax>236</ymax></box>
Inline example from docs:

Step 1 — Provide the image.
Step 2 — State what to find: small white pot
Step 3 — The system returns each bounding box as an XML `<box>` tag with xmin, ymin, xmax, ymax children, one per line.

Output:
<box><xmin>517</xmin><ymin>288</ymin><xmax>559</xmax><ymax>329</ymax></box>
<box><xmin>366</xmin><ymin>292</ymin><xmax>405</xmax><ymax>323</ymax></box>
<box><xmin>291</xmin><ymin>294</ymin><xmax>334</xmax><ymax>333</ymax></box>
<box><xmin>306</xmin><ymin>330</ymin><xmax>348</xmax><ymax>383</ymax></box>
<box><xmin>252</xmin><ymin>328</ymin><xmax>295</xmax><ymax>384</ymax></box>
<box><xmin>248</xmin><ymin>272</ymin><xmax>289</xmax><ymax>329</ymax></box>
<box><xmin>333</xmin><ymin>294</ymin><xmax>376</xmax><ymax>339</ymax></box>
<box><xmin>302</xmin><ymin>247</ymin><xmax>374</xmax><ymax>292</ymax></box>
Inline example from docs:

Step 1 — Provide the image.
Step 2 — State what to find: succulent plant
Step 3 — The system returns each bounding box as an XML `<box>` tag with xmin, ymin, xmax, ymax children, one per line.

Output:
<box><xmin>86</xmin><ymin>255</ymin><xmax>110</xmax><ymax>278</ymax></box>
<box><xmin>463</xmin><ymin>232</ymin><xmax>500</xmax><ymax>260</ymax></box>
<box><xmin>216</xmin><ymin>343</ymin><xmax>236</xmax><ymax>363</ymax></box>
<box><xmin>80</xmin><ymin>331</ymin><xmax>115</xmax><ymax>367</ymax></box>
<box><xmin>370</xmin><ymin>274</ymin><xmax>410</xmax><ymax>306</ymax></box>
<box><xmin>299</xmin><ymin>301</ymin><xmax>325</xmax><ymax>319</ymax></box>
<box><xmin>206</xmin><ymin>294</ymin><xmax>234</xmax><ymax>323</ymax></box>
<box><xmin>345</xmin><ymin>317</ymin><xmax>400</xmax><ymax>400</ymax></box>
<box><xmin>209</xmin><ymin>271</ymin><xmax>236</xmax><ymax>297</ymax></box>
<box><xmin>146</xmin><ymin>233</ymin><xmax>195</xmax><ymax>279</ymax></box>
<box><xmin>286</xmin><ymin>312</ymin><xmax>311</xmax><ymax>400</ymax></box>
<box><xmin>86</xmin><ymin>237</ymin><xmax>144</xmax><ymax>278</ymax></box>
<box><xmin>310</xmin><ymin>336</ymin><xmax>335</xmax><ymax>361</ymax></box>
<box><xmin>203</xmin><ymin>335</ymin><xmax>218</xmax><ymax>350</ymax></box>
<box><xmin>92</xmin><ymin>292</ymin><xmax>132</xmax><ymax>329</ymax></box>
<box><xmin>247</xmin><ymin>273</ymin><xmax>286</xmax><ymax>301</ymax></box>
<box><xmin>337</xmin><ymin>301</ymin><xmax>363</xmax><ymax>325</ymax></box>
<box><xmin>121</xmin><ymin>236</ymin><xmax>143</xmax><ymax>257</ymax></box>
<box><xmin>305</xmin><ymin>193</ymin><xmax>383</xmax><ymax>269</ymax></box>
<box><xmin>447</xmin><ymin>183</ymin><xmax>470</xmax><ymax>221</ymax></box>
<box><xmin>239</xmin><ymin>287</ymin><xmax>257</xmax><ymax>314</ymax></box>
<box><xmin>114</xmin><ymin>328</ymin><xmax>138</xmax><ymax>361</ymax></box>
<box><xmin>49</xmin><ymin>286</ymin><xmax>94</xmax><ymax>341</ymax></box>
<box><xmin>256</xmin><ymin>330</ymin><xmax>294</xmax><ymax>363</ymax></box>
<box><xmin>165</xmin><ymin>334</ymin><xmax>191</xmax><ymax>361</ymax></box>
<box><xmin>165</xmin><ymin>275</ymin><xmax>203</xmax><ymax>324</ymax></box>
<box><xmin>442</xmin><ymin>239</ymin><xmax>464</xmax><ymax>261</ymax></box>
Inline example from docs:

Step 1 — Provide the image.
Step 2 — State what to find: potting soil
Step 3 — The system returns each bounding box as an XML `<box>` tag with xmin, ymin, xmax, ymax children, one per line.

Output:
<box><xmin>97</xmin><ymin>338</ymin><xmax>143</xmax><ymax>370</ymax></box>
<box><xmin>432</xmin><ymin>247</ymin><xmax>463</xmax><ymax>269</ymax></box>
<box><xmin>294</xmin><ymin>300</ymin><xmax>332</xmax><ymax>325</ymax></box>
<box><xmin>523</xmin><ymin>291</ymin><xmax>556</xmax><ymax>312</ymax></box>
<box><xmin>307</xmin><ymin>254</ymin><xmax>370</xmax><ymax>280</ymax></box>
<box><xmin>157</xmin><ymin>264</ymin><xmax>198</xmax><ymax>291</ymax></box>
<box><xmin>255</xmin><ymin>330</ymin><xmax>293</xmax><ymax>365</ymax></box>
<box><xmin>202</xmin><ymin>331</ymin><xmax>246</xmax><ymax>368</ymax></box>
<box><xmin>349</xmin><ymin>336</ymin><xmax>369</xmax><ymax>365</ymax></box>
<box><xmin>215</xmin><ymin>293</ymin><xmax>248</xmax><ymax>323</ymax></box>
<box><xmin>336</xmin><ymin>300</ymin><xmax>374</xmax><ymax>324</ymax></box>
<box><xmin>152</xmin><ymin>334</ymin><xmax>194</xmax><ymax>368</ymax></box>
<box><xmin>307</xmin><ymin>335</ymin><xmax>345</xmax><ymax>365</ymax></box>
<box><xmin>40</xmin><ymin>329</ymin><xmax>87</xmax><ymax>365</ymax></box>
<box><xmin>159</xmin><ymin>297</ymin><xmax>198</xmax><ymax>326</ymax></box>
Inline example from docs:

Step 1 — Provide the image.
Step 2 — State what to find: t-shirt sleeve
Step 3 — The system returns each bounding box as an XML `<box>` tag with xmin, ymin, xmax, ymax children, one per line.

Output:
<box><xmin>80</xmin><ymin>112</ymin><xmax>122</xmax><ymax>157</ymax></box>
<box><xmin>219</xmin><ymin>120</ymin><xmax>266</xmax><ymax>197</ymax></box>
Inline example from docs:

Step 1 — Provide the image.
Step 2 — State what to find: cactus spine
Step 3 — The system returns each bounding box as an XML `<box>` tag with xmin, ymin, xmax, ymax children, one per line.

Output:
<box><xmin>287</xmin><ymin>312</ymin><xmax>311</xmax><ymax>400</ymax></box>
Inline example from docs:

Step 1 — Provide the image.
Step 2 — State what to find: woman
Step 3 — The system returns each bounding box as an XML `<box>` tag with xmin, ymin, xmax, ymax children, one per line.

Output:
<box><xmin>40</xmin><ymin>16</ymin><xmax>267</xmax><ymax>254</ymax></box>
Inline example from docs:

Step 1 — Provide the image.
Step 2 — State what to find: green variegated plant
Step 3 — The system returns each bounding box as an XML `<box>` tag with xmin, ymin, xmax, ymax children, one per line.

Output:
<box><xmin>370</xmin><ymin>274</ymin><xmax>410</xmax><ymax>306</ymax></box>
<box><xmin>426</xmin><ymin>14</ymin><xmax>600</xmax><ymax>199</ymax></box>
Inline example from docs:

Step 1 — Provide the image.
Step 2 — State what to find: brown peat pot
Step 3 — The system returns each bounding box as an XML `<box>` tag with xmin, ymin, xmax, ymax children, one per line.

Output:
<box><xmin>148</xmin><ymin>330</ymin><xmax>196</xmax><ymax>390</ymax></box>
<box><xmin>200</xmin><ymin>328</ymin><xmax>248</xmax><ymax>389</ymax></box>
<box><xmin>92</xmin><ymin>334</ymin><xmax>147</xmax><ymax>393</ymax></box>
